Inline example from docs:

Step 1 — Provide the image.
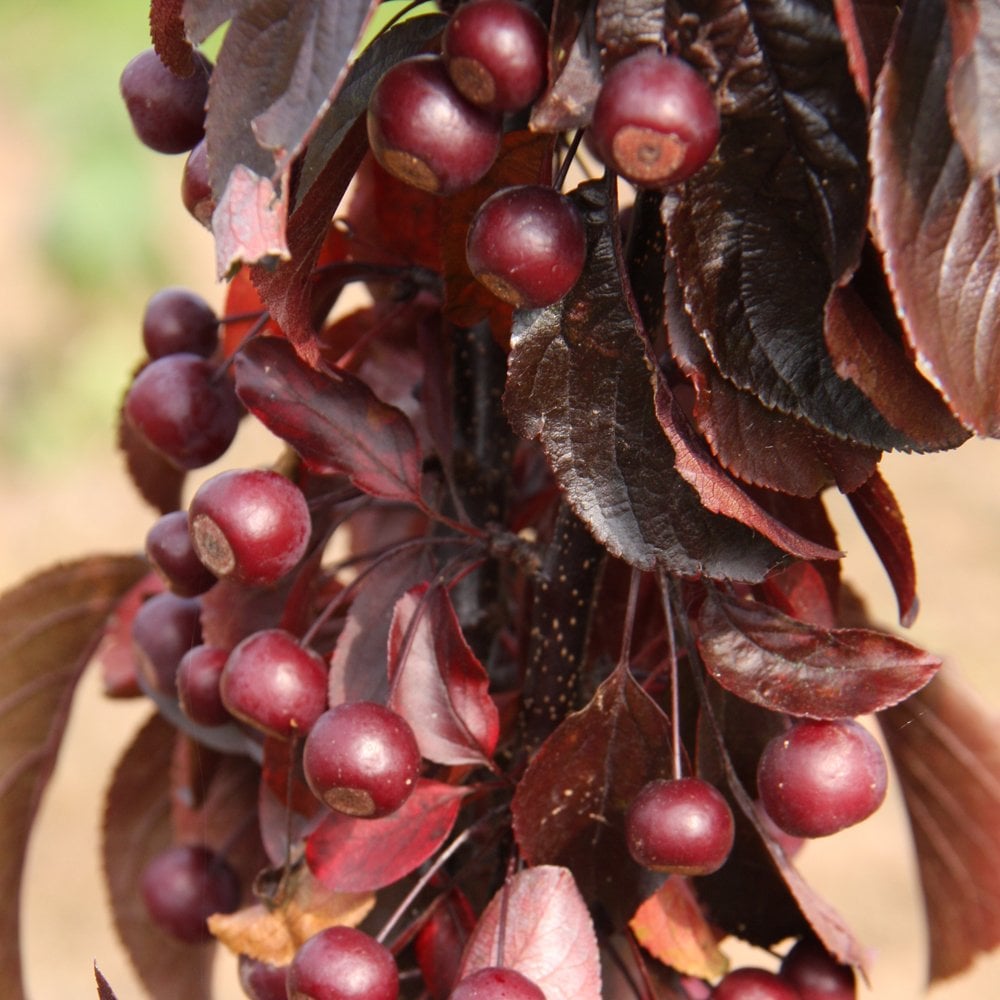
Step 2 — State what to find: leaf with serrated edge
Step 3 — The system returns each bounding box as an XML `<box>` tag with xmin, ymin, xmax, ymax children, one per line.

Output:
<box><xmin>879</xmin><ymin>668</ymin><xmax>1000</xmax><ymax>982</ymax></box>
<box><xmin>0</xmin><ymin>555</ymin><xmax>146</xmax><ymax>1000</ymax></box>
<box><xmin>695</xmin><ymin>588</ymin><xmax>939</xmax><ymax>718</ymax></box>
<box><xmin>871</xmin><ymin>0</ymin><xmax>1000</xmax><ymax>435</ymax></box>
<box><xmin>629</xmin><ymin>878</ymin><xmax>729</xmax><ymax>981</ymax></box>
<box><xmin>387</xmin><ymin>583</ymin><xmax>500</xmax><ymax>767</ymax></box>
<box><xmin>457</xmin><ymin>866</ymin><xmax>602</xmax><ymax>1000</ymax></box>
<box><xmin>234</xmin><ymin>336</ymin><xmax>424</xmax><ymax>503</ymax></box>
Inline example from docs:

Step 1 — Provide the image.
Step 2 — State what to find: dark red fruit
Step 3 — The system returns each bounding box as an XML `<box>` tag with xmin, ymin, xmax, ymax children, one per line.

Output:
<box><xmin>142</xmin><ymin>287</ymin><xmax>219</xmax><ymax>359</ymax></box>
<box><xmin>711</xmin><ymin>968</ymin><xmax>802</xmax><ymax>999</ymax></box>
<box><xmin>177</xmin><ymin>645</ymin><xmax>231</xmax><ymax>727</ymax></box>
<box><xmin>780</xmin><ymin>939</ymin><xmax>856</xmax><ymax>1000</ymax></box>
<box><xmin>466</xmin><ymin>185</ymin><xmax>587</xmax><ymax>308</ymax></box>
<box><xmin>303</xmin><ymin>702</ymin><xmax>421</xmax><ymax>818</ymax></box>
<box><xmin>131</xmin><ymin>591</ymin><xmax>203</xmax><ymax>695</ymax></box>
<box><xmin>120</xmin><ymin>48</ymin><xmax>211</xmax><ymax>154</ymax></box>
<box><xmin>182</xmin><ymin>138</ymin><xmax>215</xmax><ymax>226</ymax></box>
<box><xmin>590</xmin><ymin>50</ymin><xmax>720</xmax><ymax>189</ymax></box>
<box><xmin>145</xmin><ymin>510</ymin><xmax>217</xmax><ymax>596</ymax></box>
<box><xmin>451</xmin><ymin>966</ymin><xmax>547</xmax><ymax>999</ymax></box>
<box><xmin>140</xmin><ymin>844</ymin><xmax>240</xmax><ymax>944</ymax></box>
<box><xmin>189</xmin><ymin>468</ymin><xmax>312</xmax><ymax>587</ymax></box>
<box><xmin>123</xmin><ymin>353</ymin><xmax>242</xmax><ymax>469</ymax></box>
<box><xmin>220</xmin><ymin>629</ymin><xmax>328</xmax><ymax>738</ymax></box>
<box><xmin>625</xmin><ymin>776</ymin><xmax>735</xmax><ymax>875</ymax></box>
<box><xmin>756</xmin><ymin>719</ymin><xmax>888</xmax><ymax>839</ymax></box>
<box><xmin>442</xmin><ymin>0</ymin><xmax>548</xmax><ymax>112</ymax></box>
<box><xmin>367</xmin><ymin>55</ymin><xmax>502</xmax><ymax>195</ymax></box>
<box><xmin>239</xmin><ymin>954</ymin><xmax>290</xmax><ymax>1000</ymax></box>
<box><xmin>287</xmin><ymin>926</ymin><xmax>399</xmax><ymax>1000</ymax></box>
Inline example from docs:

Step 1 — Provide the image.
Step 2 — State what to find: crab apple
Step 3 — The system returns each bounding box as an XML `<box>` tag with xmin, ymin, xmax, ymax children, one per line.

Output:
<box><xmin>131</xmin><ymin>591</ymin><xmax>203</xmax><ymax>695</ymax></box>
<box><xmin>220</xmin><ymin>629</ymin><xmax>328</xmax><ymax>739</ymax></box>
<box><xmin>625</xmin><ymin>777</ymin><xmax>735</xmax><ymax>876</ymax></box>
<box><xmin>140</xmin><ymin>844</ymin><xmax>240</xmax><ymax>944</ymax></box>
<box><xmin>780</xmin><ymin>939</ymin><xmax>856</xmax><ymax>1000</ymax></box>
<box><xmin>142</xmin><ymin>286</ymin><xmax>219</xmax><ymax>359</ymax></box>
<box><xmin>182</xmin><ymin>138</ymin><xmax>214</xmax><ymax>226</ymax></box>
<box><xmin>589</xmin><ymin>49</ymin><xmax>720</xmax><ymax>189</ymax></box>
<box><xmin>756</xmin><ymin>719</ymin><xmax>888</xmax><ymax>839</ymax></box>
<box><xmin>239</xmin><ymin>954</ymin><xmax>290</xmax><ymax>1000</ymax></box>
<box><xmin>303</xmin><ymin>702</ymin><xmax>421</xmax><ymax>818</ymax></box>
<box><xmin>188</xmin><ymin>468</ymin><xmax>312</xmax><ymax>587</ymax></box>
<box><xmin>711</xmin><ymin>968</ymin><xmax>802</xmax><ymax>1000</ymax></box>
<box><xmin>123</xmin><ymin>353</ymin><xmax>242</xmax><ymax>469</ymax></box>
<box><xmin>466</xmin><ymin>185</ymin><xmax>587</xmax><ymax>308</ymax></box>
<box><xmin>442</xmin><ymin>0</ymin><xmax>548</xmax><ymax>112</ymax></box>
<box><xmin>287</xmin><ymin>926</ymin><xmax>399</xmax><ymax>1000</ymax></box>
<box><xmin>145</xmin><ymin>509</ymin><xmax>217</xmax><ymax>596</ymax></box>
<box><xmin>177</xmin><ymin>645</ymin><xmax>231</xmax><ymax>727</ymax></box>
<box><xmin>120</xmin><ymin>47</ymin><xmax>211</xmax><ymax>154</ymax></box>
<box><xmin>367</xmin><ymin>55</ymin><xmax>502</xmax><ymax>195</ymax></box>
<box><xmin>450</xmin><ymin>966</ymin><xmax>547</xmax><ymax>999</ymax></box>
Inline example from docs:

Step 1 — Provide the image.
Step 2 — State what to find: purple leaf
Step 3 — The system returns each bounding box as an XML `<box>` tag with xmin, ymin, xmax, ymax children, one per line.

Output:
<box><xmin>234</xmin><ymin>336</ymin><xmax>424</xmax><ymax>503</ymax></box>
<box><xmin>663</xmin><ymin>1</ymin><xmax>908</xmax><ymax>449</ymax></box>
<box><xmin>879</xmin><ymin>669</ymin><xmax>1000</xmax><ymax>982</ymax></box>
<box><xmin>832</xmin><ymin>0</ymin><xmax>900</xmax><ymax>104</ymax></box>
<box><xmin>149</xmin><ymin>0</ymin><xmax>194</xmax><ymax>76</ymax></box>
<box><xmin>595</xmin><ymin>0</ymin><xmax>664</xmax><ymax>60</ymax></box>
<box><xmin>870</xmin><ymin>0</ymin><xmax>1000</xmax><ymax>435</ymax></box>
<box><xmin>947</xmin><ymin>0</ymin><xmax>1000</xmax><ymax>178</ymax></box>
<box><xmin>387</xmin><ymin>584</ymin><xmax>500</xmax><ymax>768</ymax></box>
<box><xmin>457</xmin><ymin>866</ymin><xmax>603</xmax><ymax>1000</ymax></box>
<box><xmin>512</xmin><ymin>664</ymin><xmax>674</xmax><ymax>921</ymax></box>
<box><xmin>306</xmin><ymin>780</ymin><xmax>467</xmax><ymax>892</ymax></box>
<box><xmin>694</xmin><ymin>588</ymin><xmax>940</xmax><ymax>718</ymax></box>
<box><xmin>0</xmin><ymin>556</ymin><xmax>146</xmax><ymax>1000</ymax></box>
<box><xmin>505</xmin><ymin>178</ymin><xmax>787</xmax><ymax>582</ymax></box>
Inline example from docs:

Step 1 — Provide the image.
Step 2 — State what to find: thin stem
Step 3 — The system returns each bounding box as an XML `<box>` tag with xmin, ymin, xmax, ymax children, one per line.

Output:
<box><xmin>616</xmin><ymin>568</ymin><xmax>643</xmax><ymax>670</ymax></box>
<box><xmin>554</xmin><ymin>129</ymin><xmax>586</xmax><ymax>191</ymax></box>
<box><xmin>658</xmin><ymin>570</ymin><xmax>683</xmax><ymax>781</ymax></box>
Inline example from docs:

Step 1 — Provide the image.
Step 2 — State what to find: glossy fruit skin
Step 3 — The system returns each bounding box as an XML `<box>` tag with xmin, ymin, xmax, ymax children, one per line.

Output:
<box><xmin>304</xmin><ymin>702</ymin><xmax>421</xmax><ymax>818</ymax></box>
<box><xmin>367</xmin><ymin>55</ymin><xmax>502</xmax><ymax>195</ymax></box>
<box><xmin>711</xmin><ymin>968</ymin><xmax>802</xmax><ymax>1000</ymax></box>
<box><xmin>443</xmin><ymin>0</ymin><xmax>548</xmax><ymax>112</ymax></box>
<box><xmin>124</xmin><ymin>353</ymin><xmax>242</xmax><ymax>469</ymax></box>
<box><xmin>220</xmin><ymin>629</ymin><xmax>328</xmax><ymax>738</ymax></box>
<box><xmin>142</xmin><ymin>287</ymin><xmax>219</xmax><ymax>359</ymax></box>
<box><xmin>287</xmin><ymin>926</ymin><xmax>399</xmax><ymax>1000</ymax></box>
<box><xmin>182</xmin><ymin>138</ymin><xmax>215</xmax><ymax>226</ymax></box>
<box><xmin>131</xmin><ymin>591</ymin><xmax>203</xmax><ymax>695</ymax></box>
<box><xmin>177</xmin><ymin>645</ymin><xmax>232</xmax><ymax>727</ymax></box>
<box><xmin>756</xmin><ymin>719</ymin><xmax>888</xmax><ymax>839</ymax></box>
<box><xmin>140</xmin><ymin>844</ymin><xmax>240</xmax><ymax>943</ymax></box>
<box><xmin>780</xmin><ymin>939</ymin><xmax>856</xmax><ymax>1000</ymax></box>
<box><xmin>450</xmin><ymin>966</ymin><xmax>547</xmax><ymax>999</ymax></box>
<box><xmin>188</xmin><ymin>469</ymin><xmax>311</xmax><ymax>587</ymax></box>
<box><xmin>625</xmin><ymin>777</ymin><xmax>735</xmax><ymax>875</ymax></box>
<box><xmin>590</xmin><ymin>50</ymin><xmax>720</xmax><ymax>189</ymax></box>
<box><xmin>120</xmin><ymin>48</ymin><xmax>211</xmax><ymax>154</ymax></box>
<box><xmin>145</xmin><ymin>510</ymin><xmax>217</xmax><ymax>597</ymax></box>
<box><xmin>466</xmin><ymin>185</ymin><xmax>587</xmax><ymax>308</ymax></box>
<box><xmin>238</xmin><ymin>954</ymin><xmax>290</xmax><ymax>1000</ymax></box>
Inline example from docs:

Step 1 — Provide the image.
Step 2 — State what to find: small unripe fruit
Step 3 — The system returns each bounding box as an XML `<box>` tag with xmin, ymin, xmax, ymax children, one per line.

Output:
<box><xmin>287</xmin><ymin>926</ymin><xmax>399</xmax><ymax>1000</ymax></box>
<box><xmin>304</xmin><ymin>702</ymin><xmax>421</xmax><ymax>818</ymax></box>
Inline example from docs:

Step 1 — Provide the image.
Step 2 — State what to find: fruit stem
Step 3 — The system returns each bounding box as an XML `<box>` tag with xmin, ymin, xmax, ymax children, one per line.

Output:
<box><xmin>658</xmin><ymin>571</ymin><xmax>683</xmax><ymax>781</ymax></box>
<box><xmin>554</xmin><ymin>128</ymin><xmax>585</xmax><ymax>192</ymax></box>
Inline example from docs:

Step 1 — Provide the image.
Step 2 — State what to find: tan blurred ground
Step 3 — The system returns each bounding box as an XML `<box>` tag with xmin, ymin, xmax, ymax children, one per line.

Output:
<box><xmin>4</xmin><ymin>52</ymin><xmax>1000</xmax><ymax>1000</ymax></box>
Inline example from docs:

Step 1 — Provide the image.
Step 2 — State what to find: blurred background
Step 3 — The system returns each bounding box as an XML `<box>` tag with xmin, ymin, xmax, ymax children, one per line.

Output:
<box><xmin>2</xmin><ymin>1</ymin><xmax>1000</xmax><ymax>997</ymax></box>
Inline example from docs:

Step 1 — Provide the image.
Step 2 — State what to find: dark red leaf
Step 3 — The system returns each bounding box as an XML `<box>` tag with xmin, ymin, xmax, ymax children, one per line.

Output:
<box><xmin>879</xmin><ymin>668</ymin><xmax>1000</xmax><ymax>982</ymax></box>
<box><xmin>457</xmin><ymin>866</ymin><xmax>602</xmax><ymax>1000</ymax></box>
<box><xmin>259</xmin><ymin>736</ymin><xmax>323</xmax><ymax>866</ymax></box>
<box><xmin>414</xmin><ymin>889</ymin><xmax>476</xmax><ymax>1000</ymax></box>
<box><xmin>947</xmin><ymin>0</ymin><xmax>1000</xmax><ymax>177</ymax></box>
<box><xmin>505</xmin><ymin>178</ymin><xmax>787</xmax><ymax>582</ymax></box>
<box><xmin>871</xmin><ymin>0</ymin><xmax>1000</xmax><ymax>435</ymax></box>
<box><xmin>694</xmin><ymin>588</ymin><xmax>940</xmax><ymax>718</ymax></box>
<box><xmin>663</xmin><ymin>2</ymin><xmax>908</xmax><ymax>449</ymax></box>
<box><xmin>94</xmin><ymin>964</ymin><xmax>119</xmax><ymax>1000</ymax></box>
<box><xmin>530</xmin><ymin>6</ymin><xmax>601</xmax><ymax>132</ymax></box>
<box><xmin>845</xmin><ymin>469</ymin><xmax>919</xmax><ymax>627</ymax></box>
<box><xmin>149</xmin><ymin>0</ymin><xmax>195</xmax><ymax>76</ymax></box>
<box><xmin>511</xmin><ymin>664</ymin><xmax>674</xmax><ymax>921</ymax></box>
<box><xmin>102</xmin><ymin>715</ymin><xmax>216</xmax><ymax>1000</ymax></box>
<box><xmin>387</xmin><ymin>584</ymin><xmax>500</xmax><ymax>767</ymax></box>
<box><xmin>234</xmin><ymin>336</ymin><xmax>424</xmax><ymax>503</ymax></box>
<box><xmin>832</xmin><ymin>0</ymin><xmax>900</xmax><ymax>104</ymax></box>
<box><xmin>306</xmin><ymin>779</ymin><xmax>468</xmax><ymax>892</ymax></box>
<box><xmin>95</xmin><ymin>571</ymin><xmax>164</xmax><ymax>698</ymax></box>
<box><xmin>0</xmin><ymin>556</ymin><xmax>147</xmax><ymax>1000</ymax></box>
